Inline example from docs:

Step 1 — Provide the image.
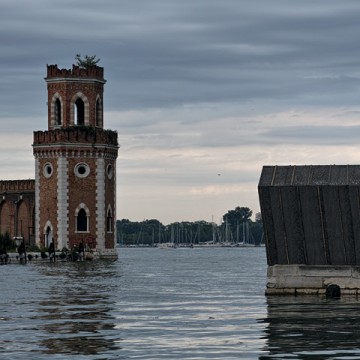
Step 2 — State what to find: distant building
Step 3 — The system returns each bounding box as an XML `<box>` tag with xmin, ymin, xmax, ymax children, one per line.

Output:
<box><xmin>0</xmin><ymin>62</ymin><xmax>119</xmax><ymax>259</ymax></box>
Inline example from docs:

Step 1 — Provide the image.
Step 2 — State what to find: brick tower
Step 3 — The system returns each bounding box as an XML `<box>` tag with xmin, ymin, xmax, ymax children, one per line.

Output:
<box><xmin>32</xmin><ymin>62</ymin><xmax>119</xmax><ymax>259</ymax></box>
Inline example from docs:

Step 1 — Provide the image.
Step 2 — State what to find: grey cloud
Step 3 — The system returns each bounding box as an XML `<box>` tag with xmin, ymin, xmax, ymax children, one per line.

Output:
<box><xmin>263</xmin><ymin>125</ymin><xmax>360</xmax><ymax>145</ymax></box>
<box><xmin>2</xmin><ymin>0</ymin><xmax>360</xmax><ymax>117</ymax></box>
<box><xmin>3</xmin><ymin>0</ymin><xmax>360</xmax><ymax>222</ymax></box>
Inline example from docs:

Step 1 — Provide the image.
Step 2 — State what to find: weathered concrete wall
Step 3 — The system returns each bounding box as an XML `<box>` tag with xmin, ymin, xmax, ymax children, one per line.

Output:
<box><xmin>266</xmin><ymin>265</ymin><xmax>360</xmax><ymax>295</ymax></box>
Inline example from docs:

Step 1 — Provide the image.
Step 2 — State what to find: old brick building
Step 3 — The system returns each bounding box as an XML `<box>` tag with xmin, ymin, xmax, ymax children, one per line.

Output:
<box><xmin>0</xmin><ymin>180</ymin><xmax>36</xmax><ymax>245</ymax></box>
<box><xmin>0</xmin><ymin>62</ymin><xmax>119</xmax><ymax>259</ymax></box>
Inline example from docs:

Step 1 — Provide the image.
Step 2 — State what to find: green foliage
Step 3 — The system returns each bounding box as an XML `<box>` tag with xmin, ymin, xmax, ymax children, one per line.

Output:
<box><xmin>0</xmin><ymin>232</ymin><xmax>14</xmax><ymax>251</ymax></box>
<box><xmin>75</xmin><ymin>54</ymin><xmax>101</xmax><ymax>68</ymax></box>
<box><xmin>27</xmin><ymin>244</ymin><xmax>41</xmax><ymax>252</ymax></box>
<box><xmin>223</xmin><ymin>206</ymin><xmax>252</xmax><ymax>225</ymax></box>
<box><xmin>221</xmin><ymin>206</ymin><xmax>260</xmax><ymax>244</ymax></box>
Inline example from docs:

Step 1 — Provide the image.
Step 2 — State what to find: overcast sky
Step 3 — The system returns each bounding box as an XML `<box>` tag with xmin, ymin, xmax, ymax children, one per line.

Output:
<box><xmin>1</xmin><ymin>1</ymin><xmax>360</xmax><ymax>224</ymax></box>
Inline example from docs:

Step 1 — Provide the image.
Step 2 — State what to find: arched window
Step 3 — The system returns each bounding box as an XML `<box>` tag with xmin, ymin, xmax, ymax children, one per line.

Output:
<box><xmin>106</xmin><ymin>208</ymin><xmax>113</xmax><ymax>233</ymax></box>
<box><xmin>95</xmin><ymin>97</ymin><xmax>102</xmax><ymax>127</ymax></box>
<box><xmin>50</xmin><ymin>93</ymin><xmax>63</xmax><ymax>128</ymax></box>
<box><xmin>46</xmin><ymin>226</ymin><xmax>52</xmax><ymax>248</ymax></box>
<box><xmin>74</xmin><ymin>98</ymin><xmax>85</xmax><ymax>125</ymax></box>
<box><xmin>55</xmin><ymin>98</ymin><xmax>62</xmax><ymax>125</ymax></box>
<box><xmin>43</xmin><ymin>221</ymin><xmax>53</xmax><ymax>248</ymax></box>
<box><xmin>71</xmin><ymin>92</ymin><xmax>89</xmax><ymax>126</ymax></box>
<box><xmin>77</xmin><ymin>208</ymin><xmax>88</xmax><ymax>232</ymax></box>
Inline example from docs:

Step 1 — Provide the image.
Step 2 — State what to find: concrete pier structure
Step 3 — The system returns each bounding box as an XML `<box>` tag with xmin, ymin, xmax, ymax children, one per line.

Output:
<box><xmin>258</xmin><ymin>165</ymin><xmax>360</xmax><ymax>295</ymax></box>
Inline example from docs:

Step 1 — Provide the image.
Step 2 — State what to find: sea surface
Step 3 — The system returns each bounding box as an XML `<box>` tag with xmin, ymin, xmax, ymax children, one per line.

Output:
<box><xmin>1</xmin><ymin>247</ymin><xmax>360</xmax><ymax>359</ymax></box>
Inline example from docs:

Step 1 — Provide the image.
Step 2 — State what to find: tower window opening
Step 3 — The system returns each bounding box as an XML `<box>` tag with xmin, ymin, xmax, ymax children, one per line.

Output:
<box><xmin>43</xmin><ymin>163</ymin><xmax>53</xmax><ymax>178</ymax></box>
<box><xmin>55</xmin><ymin>98</ymin><xmax>62</xmax><ymax>125</ymax></box>
<box><xmin>107</xmin><ymin>208</ymin><xmax>113</xmax><ymax>233</ymax></box>
<box><xmin>74</xmin><ymin>98</ymin><xmax>85</xmax><ymax>125</ymax></box>
<box><xmin>107</xmin><ymin>164</ymin><xmax>113</xmax><ymax>179</ymax></box>
<box><xmin>77</xmin><ymin>208</ymin><xmax>88</xmax><ymax>232</ymax></box>
<box><xmin>74</xmin><ymin>162</ymin><xmax>90</xmax><ymax>178</ymax></box>
<box><xmin>78</xmin><ymin>165</ymin><xmax>86</xmax><ymax>175</ymax></box>
<box><xmin>45</xmin><ymin>225</ymin><xmax>53</xmax><ymax>248</ymax></box>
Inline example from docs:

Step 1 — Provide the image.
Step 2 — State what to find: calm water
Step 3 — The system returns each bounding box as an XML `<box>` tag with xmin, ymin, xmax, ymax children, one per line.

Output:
<box><xmin>1</xmin><ymin>247</ymin><xmax>360</xmax><ymax>359</ymax></box>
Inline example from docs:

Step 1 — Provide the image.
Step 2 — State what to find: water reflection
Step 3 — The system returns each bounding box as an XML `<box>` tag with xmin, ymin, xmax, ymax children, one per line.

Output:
<box><xmin>259</xmin><ymin>296</ymin><xmax>360</xmax><ymax>359</ymax></box>
<box><xmin>34</xmin><ymin>261</ymin><xmax>121</xmax><ymax>356</ymax></box>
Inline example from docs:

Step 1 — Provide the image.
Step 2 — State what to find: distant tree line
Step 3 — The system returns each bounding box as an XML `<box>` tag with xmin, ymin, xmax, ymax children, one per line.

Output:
<box><xmin>116</xmin><ymin>206</ymin><xmax>263</xmax><ymax>246</ymax></box>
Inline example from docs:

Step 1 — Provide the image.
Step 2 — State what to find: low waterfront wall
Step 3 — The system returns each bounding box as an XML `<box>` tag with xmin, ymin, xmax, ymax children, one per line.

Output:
<box><xmin>266</xmin><ymin>265</ymin><xmax>360</xmax><ymax>296</ymax></box>
<box><xmin>1</xmin><ymin>250</ymin><xmax>117</xmax><ymax>264</ymax></box>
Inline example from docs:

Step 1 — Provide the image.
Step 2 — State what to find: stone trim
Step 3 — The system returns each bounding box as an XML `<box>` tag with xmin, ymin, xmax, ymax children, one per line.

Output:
<box><xmin>113</xmin><ymin>161</ymin><xmax>117</xmax><ymax>247</ymax></box>
<box><xmin>96</xmin><ymin>158</ymin><xmax>105</xmax><ymax>249</ymax></box>
<box><xmin>35</xmin><ymin>158</ymin><xmax>40</xmax><ymax>247</ymax></box>
<box><xmin>57</xmin><ymin>157</ymin><xmax>68</xmax><ymax>250</ymax></box>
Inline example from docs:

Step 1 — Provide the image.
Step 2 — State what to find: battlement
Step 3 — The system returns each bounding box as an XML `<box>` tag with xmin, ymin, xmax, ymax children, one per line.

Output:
<box><xmin>46</xmin><ymin>64</ymin><xmax>104</xmax><ymax>81</ymax></box>
<box><xmin>33</xmin><ymin>127</ymin><xmax>118</xmax><ymax>147</ymax></box>
<box><xmin>0</xmin><ymin>179</ymin><xmax>35</xmax><ymax>193</ymax></box>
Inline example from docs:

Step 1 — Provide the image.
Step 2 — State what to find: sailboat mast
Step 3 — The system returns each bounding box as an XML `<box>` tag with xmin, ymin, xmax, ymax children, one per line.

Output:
<box><xmin>243</xmin><ymin>220</ymin><xmax>246</xmax><ymax>244</ymax></box>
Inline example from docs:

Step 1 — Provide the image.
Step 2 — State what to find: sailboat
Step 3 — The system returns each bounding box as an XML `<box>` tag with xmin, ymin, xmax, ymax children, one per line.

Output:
<box><xmin>237</xmin><ymin>220</ymin><xmax>254</xmax><ymax>247</ymax></box>
<box><xmin>157</xmin><ymin>225</ymin><xmax>176</xmax><ymax>249</ymax></box>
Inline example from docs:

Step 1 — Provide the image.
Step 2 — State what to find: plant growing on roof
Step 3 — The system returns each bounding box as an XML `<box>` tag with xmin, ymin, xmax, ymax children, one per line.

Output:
<box><xmin>75</xmin><ymin>54</ymin><xmax>101</xmax><ymax>69</ymax></box>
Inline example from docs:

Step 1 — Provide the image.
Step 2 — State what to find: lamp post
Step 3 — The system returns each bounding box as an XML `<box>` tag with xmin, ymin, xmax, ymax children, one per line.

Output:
<box><xmin>14</xmin><ymin>237</ymin><xmax>26</xmax><ymax>264</ymax></box>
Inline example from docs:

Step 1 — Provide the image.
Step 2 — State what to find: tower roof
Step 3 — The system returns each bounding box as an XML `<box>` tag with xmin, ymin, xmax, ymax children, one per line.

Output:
<box><xmin>45</xmin><ymin>64</ymin><xmax>105</xmax><ymax>83</ymax></box>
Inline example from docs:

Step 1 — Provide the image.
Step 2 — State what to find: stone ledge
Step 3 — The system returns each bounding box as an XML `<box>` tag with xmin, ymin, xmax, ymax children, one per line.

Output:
<box><xmin>0</xmin><ymin>250</ymin><xmax>118</xmax><ymax>263</ymax></box>
<box><xmin>267</xmin><ymin>265</ymin><xmax>360</xmax><ymax>295</ymax></box>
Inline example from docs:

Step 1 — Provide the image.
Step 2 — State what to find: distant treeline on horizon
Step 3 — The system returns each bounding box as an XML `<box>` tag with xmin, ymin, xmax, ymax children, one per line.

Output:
<box><xmin>116</xmin><ymin>206</ymin><xmax>263</xmax><ymax>246</ymax></box>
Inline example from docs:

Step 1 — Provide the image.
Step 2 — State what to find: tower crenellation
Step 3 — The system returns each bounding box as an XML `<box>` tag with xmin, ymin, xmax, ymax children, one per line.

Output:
<box><xmin>33</xmin><ymin>127</ymin><xmax>118</xmax><ymax>146</ymax></box>
<box><xmin>46</xmin><ymin>64</ymin><xmax>104</xmax><ymax>81</ymax></box>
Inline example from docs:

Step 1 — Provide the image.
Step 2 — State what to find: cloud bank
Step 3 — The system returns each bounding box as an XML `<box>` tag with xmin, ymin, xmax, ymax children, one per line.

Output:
<box><xmin>1</xmin><ymin>0</ymin><xmax>360</xmax><ymax>223</ymax></box>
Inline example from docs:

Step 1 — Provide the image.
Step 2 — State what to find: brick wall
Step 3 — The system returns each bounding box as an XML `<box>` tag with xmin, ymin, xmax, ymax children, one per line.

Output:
<box><xmin>0</xmin><ymin>181</ymin><xmax>35</xmax><ymax>245</ymax></box>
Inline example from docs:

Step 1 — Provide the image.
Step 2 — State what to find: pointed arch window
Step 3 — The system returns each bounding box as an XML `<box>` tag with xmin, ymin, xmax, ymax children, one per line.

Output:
<box><xmin>77</xmin><ymin>208</ymin><xmax>88</xmax><ymax>232</ymax></box>
<box><xmin>74</xmin><ymin>98</ymin><xmax>85</xmax><ymax>125</ymax></box>
<box><xmin>106</xmin><ymin>208</ymin><xmax>113</xmax><ymax>233</ymax></box>
<box><xmin>75</xmin><ymin>203</ymin><xmax>90</xmax><ymax>233</ymax></box>
<box><xmin>43</xmin><ymin>221</ymin><xmax>54</xmax><ymax>248</ymax></box>
<box><xmin>55</xmin><ymin>98</ymin><xmax>62</xmax><ymax>125</ymax></box>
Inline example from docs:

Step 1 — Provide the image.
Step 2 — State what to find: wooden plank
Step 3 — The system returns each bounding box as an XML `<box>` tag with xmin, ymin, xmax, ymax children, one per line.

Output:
<box><xmin>321</xmin><ymin>186</ymin><xmax>346</xmax><ymax>265</ymax></box>
<box><xmin>349</xmin><ymin>186</ymin><xmax>360</xmax><ymax>264</ymax></box>
<box><xmin>293</xmin><ymin>166</ymin><xmax>312</xmax><ymax>185</ymax></box>
<box><xmin>311</xmin><ymin>165</ymin><xmax>331</xmax><ymax>185</ymax></box>
<box><xmin>338</xmin><ymin>186</ymin><xmax>356</xmax><ymax>265</ymax></box>
<box><xmin>280</xmin><ymin>186</ymin><xmax>306</xmax><ymax>264</ymax></box>
<box><xmin>258</xmin><ymin>166</ymin><xmax>275</xmax><ymax>186</ymax></box>
<box><xmin>298</xmin><ymin>186</ymin><xmax>327</xmax><ymax>265</ymax></box>
<box><xmin>258</xmin><ymin>186</ymin><xmax>277</xmax><ymax>265</ymax></box>
<box><xmin>271</xmin><ymin>166</ymin><xmax>292</xmax><ymax>185</ymax></box>
<box><xmin>348</xmin><ymin>166</ymin><xmax>360</xmax><ymax>185</ymax></box>
<box><xmin>269</xmin><ymin>187</ymin><xmax>289</xmax><ymax>264</ymax></box>
<box><xmin>329</xmin><ymin>165</ymin><xmax>348</xmax><ymax>185</ymax></box>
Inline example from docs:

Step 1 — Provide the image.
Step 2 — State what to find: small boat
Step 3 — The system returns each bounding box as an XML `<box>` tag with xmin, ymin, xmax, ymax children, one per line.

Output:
<box><xmin>157</xmin><ymin>242</ymin><xmax>176</xmax><ymax>249</ymax></box>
